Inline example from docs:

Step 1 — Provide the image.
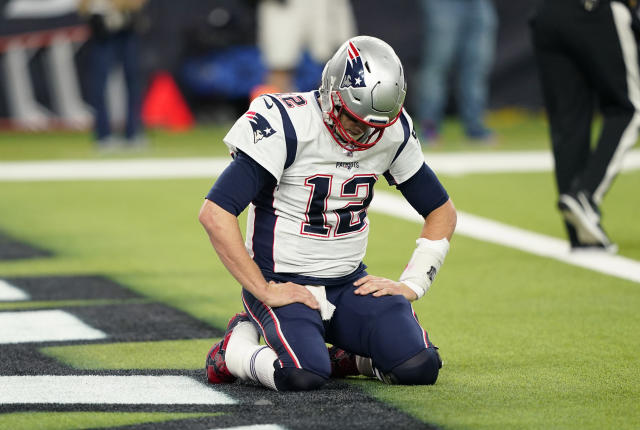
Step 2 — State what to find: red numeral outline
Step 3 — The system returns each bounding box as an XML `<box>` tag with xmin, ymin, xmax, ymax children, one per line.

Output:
<box><xmin>334</xmin><ymin>174</ymin><xmax>377</xmax><ymax>237</ymax></box>
<box><xmin>300</xmin><ymin>174</ymin><xmax>333</xmax><ymax>237</ymax></box>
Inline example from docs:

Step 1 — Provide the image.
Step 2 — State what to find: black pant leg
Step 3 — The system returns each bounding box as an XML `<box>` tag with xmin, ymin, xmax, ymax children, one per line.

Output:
<box><xmin>531</xmin><ymin>6</ymin><xmax>595</xmax><ymax>195</ymax></box>
<box><xmin>579</xmin><ymin>1</ymin><xmax>640</xmax><ymax>203</ymax></box>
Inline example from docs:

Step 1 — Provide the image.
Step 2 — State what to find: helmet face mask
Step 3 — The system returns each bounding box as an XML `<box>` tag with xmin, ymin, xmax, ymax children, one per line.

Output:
<box><xmin>327</xmin><ymin>92</ymin><xmax>385</xmax><ymax>150</ymax></box>
<box><xmin>319</xmin><ymin>36</ymin><xmax>407</xmax><ymax>151</ymax></box>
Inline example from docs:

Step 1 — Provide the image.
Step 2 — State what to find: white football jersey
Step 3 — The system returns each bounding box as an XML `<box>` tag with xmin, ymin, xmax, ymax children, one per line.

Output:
<box><xmin>223</xmin><ymin>91</ymin><xmax>424</xmax><ymax>278</ymax></box>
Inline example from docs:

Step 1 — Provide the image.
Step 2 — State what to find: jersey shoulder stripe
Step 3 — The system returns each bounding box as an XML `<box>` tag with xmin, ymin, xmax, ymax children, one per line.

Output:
<box><xmin>391</xmin><ymin>109</ymin><xmax>412</xmax><ymax>163</ymax></box>
<box><xmin>266</xmin><ymin>94</ymin><xmax>298</xmax><ymax>170</ymax></box>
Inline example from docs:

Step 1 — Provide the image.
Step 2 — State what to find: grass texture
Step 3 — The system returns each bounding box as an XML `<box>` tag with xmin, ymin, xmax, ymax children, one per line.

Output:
<box><xmin>41</xmin><ymin>339</ymin><xmax>218</xmax><ymax>370</ymax></box>
<box><xmin>0</xmin><ymin>119</ymin><xmax>638</xmax><ymax>429</ymax></box>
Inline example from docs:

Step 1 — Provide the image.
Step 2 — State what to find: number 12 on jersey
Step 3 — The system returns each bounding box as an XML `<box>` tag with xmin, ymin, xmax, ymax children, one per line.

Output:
<box><xmin>301</xmin><ymin>174</ymin><xmax>377</xmax><ymax>238</ymax></box>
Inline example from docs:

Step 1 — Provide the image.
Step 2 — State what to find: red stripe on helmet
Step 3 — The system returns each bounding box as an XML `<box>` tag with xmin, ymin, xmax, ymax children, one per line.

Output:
<box><xmin>348</xmin><ymin>41</ymin><xmax>359</xmax><ymax>57</ymax></box>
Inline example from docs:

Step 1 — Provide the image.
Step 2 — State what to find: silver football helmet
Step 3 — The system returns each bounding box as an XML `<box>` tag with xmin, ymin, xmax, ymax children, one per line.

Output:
<box><xmin>319</xmin><ymin>35</ymin><xmax>407</xmax><ymax>151</ymax></box>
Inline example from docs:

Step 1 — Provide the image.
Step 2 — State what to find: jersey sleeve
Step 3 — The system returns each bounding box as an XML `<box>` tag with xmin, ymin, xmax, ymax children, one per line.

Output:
<box><xmin>205</xmin><ymin>151</ymin><xmax>276</xmax><ymax>216</ymax></box>
<box><xmin>384</xmin><ymin>110</ymin><xmax>426</xmax><ymax>186</ymax></box>
<box><xmin>222</xmin><ymin>95</ymin><xmax>290</xmax><ymax>181</ymax></box>
<box><xmin>396</xmin><ymin>163</ymin><xmax>449</xmax><ymax>217</ymax></box>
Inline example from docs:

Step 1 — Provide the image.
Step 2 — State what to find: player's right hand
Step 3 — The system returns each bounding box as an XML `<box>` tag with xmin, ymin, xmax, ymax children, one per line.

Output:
<box><xmin>262</xmin><ymin>281</ymin><xmax>320</xmax><ymax>310</ymax></box>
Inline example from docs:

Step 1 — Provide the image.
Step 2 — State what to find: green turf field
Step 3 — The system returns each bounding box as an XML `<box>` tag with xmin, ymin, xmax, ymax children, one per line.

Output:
<box><xmin>0</xmin><ymin>115</ymin><xmax>638</xmax><ymax>429</ymax></box>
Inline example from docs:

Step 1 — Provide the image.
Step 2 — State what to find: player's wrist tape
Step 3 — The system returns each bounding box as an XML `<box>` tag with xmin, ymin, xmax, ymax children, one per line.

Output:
<box><xmin>399</xmin><ymin>237</ymin><xmax>449</xmax><ymax>299</ymax></box>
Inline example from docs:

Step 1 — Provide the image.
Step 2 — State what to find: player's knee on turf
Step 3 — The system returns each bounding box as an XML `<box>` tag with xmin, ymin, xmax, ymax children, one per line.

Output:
<box><xmin>274</xmin><ymin>367</ymin><xmax>328</xmax><ymax>391</ymax></box>
<box><xmin>389</xmin><ymin>348</ymin><xmax>442</xmax><ymax>385</ymax></box>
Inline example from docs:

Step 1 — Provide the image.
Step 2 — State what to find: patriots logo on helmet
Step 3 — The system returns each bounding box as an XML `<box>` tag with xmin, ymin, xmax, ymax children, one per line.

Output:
<box><xmin>340</xmin><ymin>42</ymin><xmax>366</xmax><ymax>89</ymax></box>
<box><xmin>246</xmin><ymin>111</ymin><xmax>276</xmax><ymax>143</ymax></box>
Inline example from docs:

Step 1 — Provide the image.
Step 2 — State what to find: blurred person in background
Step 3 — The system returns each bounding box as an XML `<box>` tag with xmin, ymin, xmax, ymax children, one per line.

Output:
<box><xmin>78</xmin><ymin>0</ymin><xmax>147</xmax><ymax>152</ymax></box>
<box><xmin>418</xmin><ymin>0</ymin><xmax>498</xmax><ymax>144</ymax></box>
<box><xmin>250</xmin><ymin>0</ymin><xmax>356</xmax><ymax>100</ymax></box>
<box><xmin>530</xmin><ymin>0</ymin><xmax>640</xmax><ymax>253</ymax></box>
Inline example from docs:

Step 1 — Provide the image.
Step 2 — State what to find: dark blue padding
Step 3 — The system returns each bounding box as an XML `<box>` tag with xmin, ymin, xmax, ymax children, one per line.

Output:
<box><xmin>396</xmin><ymin>163</ymin><xmax>449</xmax><ymax>218</ymax></box>
<box><xmin>205</xmin><ymin>151</ymin><xmax>275</xmax><ymax>216</ymax></box>
<box><xmin>274</xmin><ymin>367</ymin><xmax>328</xmax><ymax>391</ymax></box>
<box><xmin>389</xmin><ymin>347</ymin><xmax>442</xmax><ymax>385</ymax></box>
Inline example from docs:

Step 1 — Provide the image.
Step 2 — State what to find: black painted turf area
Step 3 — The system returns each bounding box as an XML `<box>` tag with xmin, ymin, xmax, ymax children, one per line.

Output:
<box><xmin>0</xmin><ymin>241</ymin><xmax>439</xmax><ymax>430</ymax></box>
<box><xmin>2</xmin><ymin>275</ymin><xmax>139</xmax><ymax>301</ymax></box>
<box><xmin>0</xmin><ymin>232</ymin><xmax>51</xmax><ymax>260</ymax></box>
<box><xmin>0</xmin><ymin>374</ymin><xmax>438</xmax><ymax>430</ymax></box>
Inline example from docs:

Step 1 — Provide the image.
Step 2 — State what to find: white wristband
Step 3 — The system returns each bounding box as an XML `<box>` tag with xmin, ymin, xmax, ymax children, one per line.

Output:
<box><xmin>402</xmin><ymin>279</ymin><xmax>427</xmax><ymax>299</ymax></box>
<box><xmin>399</xmin><ymin>237</ymin><xmax>449</xmax><ymax>299</ymax></box>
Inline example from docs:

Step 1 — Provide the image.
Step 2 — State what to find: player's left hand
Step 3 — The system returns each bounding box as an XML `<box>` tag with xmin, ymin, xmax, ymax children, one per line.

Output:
<box><xmin>353</xmin><ymin>275</ymin><xmax>418</xmax><ymax>301</ymax></box>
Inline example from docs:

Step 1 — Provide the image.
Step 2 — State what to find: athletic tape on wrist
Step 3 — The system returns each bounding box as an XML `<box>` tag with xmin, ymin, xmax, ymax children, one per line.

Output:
<box><xmin>399</xmin><ymin>237</ymin><xmax>449</xmax><ymax>299</ymax></box>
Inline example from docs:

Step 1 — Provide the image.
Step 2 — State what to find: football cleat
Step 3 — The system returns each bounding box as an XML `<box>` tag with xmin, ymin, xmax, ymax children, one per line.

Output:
<box><xmin>205</xmin><ymin>312</ymin><xmax>250</xmax><ymax>384</ymax></box>
<box><xmin>558</xmin><ymin>191</ymin><xmax>616</xmax><ymax>252</ymax></box>
<box><xmin>328</xmin><ymin>346</ymin><xmax>360</xmax><ymax>378</ymax></box>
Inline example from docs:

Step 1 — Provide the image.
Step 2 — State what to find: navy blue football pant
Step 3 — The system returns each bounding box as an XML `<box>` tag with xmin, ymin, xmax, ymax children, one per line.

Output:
<box><xmin>241</xmin><ymin>273</ymin><xmax>438</xmax><ymax>388</ymax></box>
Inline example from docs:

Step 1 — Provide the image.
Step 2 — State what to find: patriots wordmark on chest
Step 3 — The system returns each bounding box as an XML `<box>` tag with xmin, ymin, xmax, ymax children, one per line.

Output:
<box><xmin>335</xmin><ymin>161</ymin><xmax>360</xmax><ymax>170</ymax></box>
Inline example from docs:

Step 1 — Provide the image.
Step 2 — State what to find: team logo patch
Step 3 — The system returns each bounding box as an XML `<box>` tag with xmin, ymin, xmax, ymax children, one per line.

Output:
<box><xmin>246</xmin><ymin>111</ymin><xmax>276</xmax><ymax>143</ymax></box>
<box><xmin>340</xmin><ymin>42</ymin><xmax>366</xmax><ymax>89</ymax></box>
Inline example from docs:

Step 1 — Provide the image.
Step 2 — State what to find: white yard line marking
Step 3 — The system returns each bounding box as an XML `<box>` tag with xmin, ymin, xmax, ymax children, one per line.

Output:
<box><xmin>0</xmin><ymin>158</ymin><xmax>231</xmax><ymax>181</ymax></box>
<box><xmin>0</xmin><ymin>149</ymin><xmax>638</xmax><ymax>181</ymax></box>
<box><xmin>0</xmin><ymin>375</ymin><xmax>237</xmax><ymax>404</ymax></box>
<box><xmin>371</xmin><ymin>192</ymin><xmax>640</xmax><ymax>284</ymax></box>
<box><xmin>0</xmin><ymin>310</ymin><xmax>107</xmax><ymax>343</ymax></box>
<box><xmin>426</xmin><ymin>149</ymin><xmax>640</xmax><ymax>175</ymax></box>
<box><xmin>0</xmin><ymin>279</ymin><xmax>29</xmax><ymax>301</ymax></box>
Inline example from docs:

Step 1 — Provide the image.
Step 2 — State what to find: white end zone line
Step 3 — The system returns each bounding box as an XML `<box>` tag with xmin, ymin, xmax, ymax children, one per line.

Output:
<box><xmin>0</xmin><ymin>375</ymin><xmax>237</xmax><ymax>404</ymax></box>
<box><xmin>0</xmin><ymin>158</ymin><xmax>232</xmax><ymax>181</ymax></box>
<box><xmin>425</xmin><ymin>149</ymin><xmax>640</xmax><ymax>175</ymax></box>
<box><xmin>0</xmin><ymin>149</ymin><xmax>638</xmax><ymax>181</ymax></box>
<box><xmin>0</xmin><ymin>310</ymin><xmax>107</xmax><ymax>343</ymax></box>
<box><xmin>371</xmin><ymin>192</ymin><xmax>640</xmax><ymax>284</ymax></box>
<box><xmin>0</xmin><ymin>279</ymin><xmax>29</xmax><ymax>301</ymax></box>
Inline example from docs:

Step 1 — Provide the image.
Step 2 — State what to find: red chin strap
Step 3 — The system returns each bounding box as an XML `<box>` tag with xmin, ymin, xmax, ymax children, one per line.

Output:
<box><xmin>324</xmin><ymin>93</ymin><xmax>401</xmax><ymax>151</ymax></box>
